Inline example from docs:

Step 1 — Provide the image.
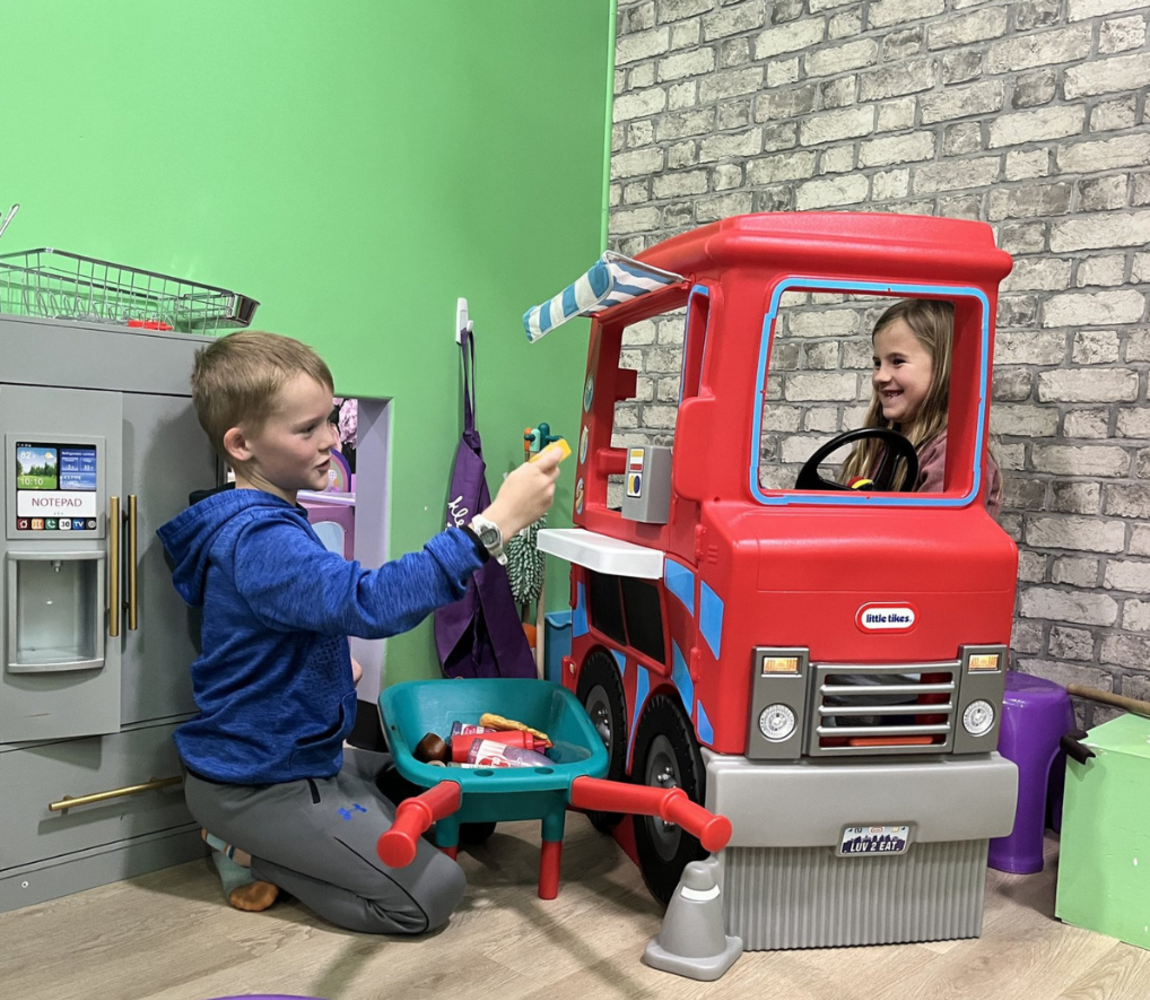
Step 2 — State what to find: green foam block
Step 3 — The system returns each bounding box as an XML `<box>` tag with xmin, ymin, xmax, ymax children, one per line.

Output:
<box><xmin>1055</xmin><ymin>712</ymin><xmax>1150</xmax><ymax>950</ymax></box>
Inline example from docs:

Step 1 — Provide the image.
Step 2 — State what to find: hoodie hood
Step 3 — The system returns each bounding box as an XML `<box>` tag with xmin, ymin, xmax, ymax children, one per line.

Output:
<box><xmin>157</xmin><ymin>489</ymin><xmax>302</xmax><ymax>607</ymax></box>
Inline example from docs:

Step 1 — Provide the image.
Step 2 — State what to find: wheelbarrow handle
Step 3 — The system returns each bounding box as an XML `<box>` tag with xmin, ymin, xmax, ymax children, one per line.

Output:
<box><xmin>569</xmin><ymin>776</ymin><xmax>733</xmax><ymax>854</ymax></box>
<box><xmin>376</xmin><ymin>780</ymin><xmax>462</xmax><ymax>868</ymax></box>
<box><xmin>662</xmin><ymin>788</ymin><xmax>733</xmax><ymax>854</ymax></box>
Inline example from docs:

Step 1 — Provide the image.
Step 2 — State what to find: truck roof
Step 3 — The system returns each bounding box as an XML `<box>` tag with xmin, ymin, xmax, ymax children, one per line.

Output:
<box><xmin>633</xmin><ymin>212</ymin><xmax>1012</xmax><ymax>292</ymax></box>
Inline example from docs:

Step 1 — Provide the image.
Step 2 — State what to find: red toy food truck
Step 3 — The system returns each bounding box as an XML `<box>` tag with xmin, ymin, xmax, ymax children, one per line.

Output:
<box><xmin>530</xmin><ymin>212</ymin><xmax>1020</xmax><ymax>950</ymax></box>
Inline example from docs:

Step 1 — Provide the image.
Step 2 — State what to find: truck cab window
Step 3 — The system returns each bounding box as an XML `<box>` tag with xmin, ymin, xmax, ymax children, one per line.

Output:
<box><xmin>609</xmin><ymin>309</ymin><xmax>686</xmax><ymax>509</ymax></box>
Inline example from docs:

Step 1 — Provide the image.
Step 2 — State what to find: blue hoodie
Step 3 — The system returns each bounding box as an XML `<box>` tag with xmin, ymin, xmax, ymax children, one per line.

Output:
<box><xmin>157</xmin><ymin>489</ymin><xmax>482</xmax><ymax>784</ymax></box>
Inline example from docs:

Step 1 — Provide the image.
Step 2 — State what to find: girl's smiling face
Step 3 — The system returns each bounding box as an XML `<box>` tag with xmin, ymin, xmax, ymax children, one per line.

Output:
<box><xmin>872</xmin><ymin>318</ymin><xmax>934</xmax><ymax>431</ymax></box>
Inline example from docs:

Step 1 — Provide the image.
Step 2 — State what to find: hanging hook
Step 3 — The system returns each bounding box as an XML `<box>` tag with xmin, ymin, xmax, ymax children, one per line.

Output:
<box><xmin>456</xmin><ymin>297</ymin><xmax>471</xmax><ymax>344</ymax></box>
<box><xmin>0</xmin><ymin>204</ymin><xmax>18</xmax><ymax>241</ymax></box>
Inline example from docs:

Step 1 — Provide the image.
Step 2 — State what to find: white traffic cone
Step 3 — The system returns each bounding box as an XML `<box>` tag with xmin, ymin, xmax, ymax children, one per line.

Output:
<box><xmin>642</xmin><ymin>857</ymin><xmax>743</xmax><ymax>981</ymax></box>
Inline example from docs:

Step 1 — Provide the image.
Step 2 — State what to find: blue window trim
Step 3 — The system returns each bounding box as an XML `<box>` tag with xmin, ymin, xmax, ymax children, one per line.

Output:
<box><xmin>749</xmin><ymin>279</ymin><xmax>991</xmax><ymax>508</ymax></box>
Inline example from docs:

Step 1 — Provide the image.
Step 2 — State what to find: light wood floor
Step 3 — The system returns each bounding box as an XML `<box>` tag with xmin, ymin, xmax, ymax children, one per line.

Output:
<box><xmin>3</xmin><ymin>819</ymin><xmax>1148</xmax><ymax>1000</ymax></box>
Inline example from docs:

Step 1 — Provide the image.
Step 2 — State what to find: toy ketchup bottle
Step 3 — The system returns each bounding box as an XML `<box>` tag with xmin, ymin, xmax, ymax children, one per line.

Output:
<box><xmin>450</xmin><ymin>729</ymin><xmax>547</xmax><ymax>763</ymax></box>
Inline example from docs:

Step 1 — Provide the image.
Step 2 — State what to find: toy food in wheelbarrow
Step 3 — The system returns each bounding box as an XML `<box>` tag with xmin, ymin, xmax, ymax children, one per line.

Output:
<box><xmin>377</xmin><ymin>678</ymin><xmax>732</xmax><ymax>900</ymax></box>
<box><xmin>413</xmin><ymin>718</ymin><xmax>552</xmax><ymax>764</ymax></box>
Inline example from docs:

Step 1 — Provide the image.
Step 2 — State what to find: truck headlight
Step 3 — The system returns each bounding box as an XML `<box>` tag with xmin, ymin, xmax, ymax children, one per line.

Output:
<box><xmin>759</xmin><ymin>703</ymin><xmax>797</xmax><ymax>742</ymax></box>
<box><xmin>962</xmin><ymin>699</ymin><xmax>995</xmax><ymax>737</ymax></box>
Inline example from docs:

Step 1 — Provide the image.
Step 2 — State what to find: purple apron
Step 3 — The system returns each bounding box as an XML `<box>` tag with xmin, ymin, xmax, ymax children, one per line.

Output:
<box><xmin>433</xmin><ymin>326</ymin><xmax>536</xmax><ymax>679</ymax></box>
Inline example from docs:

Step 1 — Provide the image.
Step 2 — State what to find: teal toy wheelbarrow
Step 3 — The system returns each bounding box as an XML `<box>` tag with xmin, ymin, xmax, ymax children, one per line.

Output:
<box><xmin>377</xmin><ymin>678</ymin><xmax>731</xmax><ymax>899</ymax></box>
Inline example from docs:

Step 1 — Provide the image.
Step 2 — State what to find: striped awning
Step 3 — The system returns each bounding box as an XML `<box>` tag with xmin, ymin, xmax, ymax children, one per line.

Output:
<box><xmin>523</xmin><ymin>251</ymin><xmax>684</xmax><ymax>343</ymax></box>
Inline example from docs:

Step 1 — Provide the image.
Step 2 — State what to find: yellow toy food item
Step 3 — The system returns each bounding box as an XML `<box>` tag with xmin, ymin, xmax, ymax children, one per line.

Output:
<box><xmin>479</xmin><ymin>712</ymin><xmax>551</xmax><ymax>745</ymax></box>
<box><xmin>530</xmin><ymin>438</ymin><xmax>571</xmax><ymax>464</ymax></box>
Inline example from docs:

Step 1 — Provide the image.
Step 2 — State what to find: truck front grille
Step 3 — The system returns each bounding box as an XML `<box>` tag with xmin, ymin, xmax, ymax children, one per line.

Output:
<box><xmin>807</xmin><ymin>660</ymin><xmax>960</xmax><ymax>756</ymax></box>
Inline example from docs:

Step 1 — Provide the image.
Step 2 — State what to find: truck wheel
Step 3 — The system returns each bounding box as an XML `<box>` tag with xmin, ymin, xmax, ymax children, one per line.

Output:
<box><xmin>632</xmin><ymin>694</ymin><xmax>707</xmax><ymax>905</ymax></box>
<box><xmin>576</xmin><ymin>650</ymin><xmax>628</xmax><ymax>832</ymax></box>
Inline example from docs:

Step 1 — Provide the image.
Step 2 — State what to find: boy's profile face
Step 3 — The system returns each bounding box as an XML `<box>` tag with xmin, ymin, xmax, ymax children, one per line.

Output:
<box><xmin>227</xmin><ymin>373</ymin><xmax>337</xmax><ymax>502</ymax></box>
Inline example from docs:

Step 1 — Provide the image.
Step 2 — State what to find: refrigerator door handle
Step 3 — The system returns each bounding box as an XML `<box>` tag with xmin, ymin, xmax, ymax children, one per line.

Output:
<box><xmin>127</xmin><ymin>494</ymin><xmax>138</xmax><ymax>630</ymax></box>
<box><xmin>108</xmin><ymin>495</ymin><xmax>120</xmax><ymax>638</ymax></box>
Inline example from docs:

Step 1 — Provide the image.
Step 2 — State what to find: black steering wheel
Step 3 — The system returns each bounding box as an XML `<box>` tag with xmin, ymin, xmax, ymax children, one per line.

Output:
<box><xmin>795</xmin><ymin>427</ymin><xmax>919</xmax><ymax>492</ymax></box>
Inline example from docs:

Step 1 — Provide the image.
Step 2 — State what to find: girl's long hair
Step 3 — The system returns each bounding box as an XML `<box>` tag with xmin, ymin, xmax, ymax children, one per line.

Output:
<box><xmin>839</xmin><ymin>298</ymin><xmax>954</xmax><ymax>491</ymax></box>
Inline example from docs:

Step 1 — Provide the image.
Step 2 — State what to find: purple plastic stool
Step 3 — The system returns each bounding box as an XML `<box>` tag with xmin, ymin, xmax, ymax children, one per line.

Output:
<box><xmin>988</xmin><ymin>672</ymin><xmax>1075</xmax><ymax>874</ymax></box>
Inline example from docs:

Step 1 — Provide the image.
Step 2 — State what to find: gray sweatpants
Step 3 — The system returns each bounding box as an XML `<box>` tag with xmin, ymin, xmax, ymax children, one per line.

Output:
<box><xmin>183</xmin><ymin>748</ymin><xmax>466</xmax><ymax>934</ymax></box>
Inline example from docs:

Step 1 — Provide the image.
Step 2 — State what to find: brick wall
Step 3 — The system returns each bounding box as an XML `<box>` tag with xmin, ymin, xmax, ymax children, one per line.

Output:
<box><xmin>610</xmin><ymin>0</ymin><xmax>1150</xmax><ymax>723</ymax></box>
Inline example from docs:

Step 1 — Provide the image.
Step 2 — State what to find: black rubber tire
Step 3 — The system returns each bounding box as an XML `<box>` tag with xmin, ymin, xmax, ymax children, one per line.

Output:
<box><xmin>576</xmin><ymin>649</ymin><xmax>629</xmax><ymax>833</ymax></box>
<box><xmin>458</xmin><ymin>821</ymin><xmax>497</xmax><ymax>845</ymax></box>
<box><xmin>631</xmin><ymin>694</ymin><xmax>707</xmax><ymax>906</ymax></box>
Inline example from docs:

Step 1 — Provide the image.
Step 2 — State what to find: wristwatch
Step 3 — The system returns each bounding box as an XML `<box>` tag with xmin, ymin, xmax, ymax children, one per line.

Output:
<box><xmin>468</xmin><ymin>514</ymin><xmax>507</xmax><ymax>565</ymax></box>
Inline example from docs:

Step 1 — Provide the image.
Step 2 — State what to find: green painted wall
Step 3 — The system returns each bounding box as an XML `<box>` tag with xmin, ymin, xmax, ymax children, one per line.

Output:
<box><xmin>0</xmin><ymin>0</ymin><xmax>613</xmax><ymax>683</ymax></box>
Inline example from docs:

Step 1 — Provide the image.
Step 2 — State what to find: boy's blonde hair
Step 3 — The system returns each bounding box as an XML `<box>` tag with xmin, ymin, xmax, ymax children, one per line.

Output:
<box><xmin>191</xmin><ymin>330</ymin><xmax>334</xmax><ymax>460</ymax></box>
<box><xmin>840</xmin><ymin>298</ymin><xmax>954</xmax><ymax>490</ymax></box>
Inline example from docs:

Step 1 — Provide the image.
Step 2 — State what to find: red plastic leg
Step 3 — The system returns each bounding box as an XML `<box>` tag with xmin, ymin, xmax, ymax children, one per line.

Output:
<box><xmin>376</xmin><ymin>781</ymin><xmax>462</xmax><ymax>868</ymax></box>
<box><xmin>538</xmin><ymin>839</ymin><xmax>562</xmax><ymax>900</ymax></box>
<box><xmin>570</xmin><ymin>776</ymin><xmax>732</xmax><ymax>853</ymax></box>
<box><xmin>612</xmin><ymin>811</ymin><xmax>640</xmax><ymax>865</ymax></box>
<box><xmin>441</xmin><ymin>845</ymin><xmax>459</xmax><ymax>861</ymax></box>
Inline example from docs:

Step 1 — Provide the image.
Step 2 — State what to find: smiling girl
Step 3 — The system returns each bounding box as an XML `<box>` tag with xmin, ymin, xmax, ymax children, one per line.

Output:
<box><xmin>840</xmin><ymin>298</ymin><xmax>1003</xmax><ymax>517</ymax></box>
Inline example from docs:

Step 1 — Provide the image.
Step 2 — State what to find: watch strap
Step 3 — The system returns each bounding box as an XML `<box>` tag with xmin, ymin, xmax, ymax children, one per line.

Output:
<box><xmin>460</xmin><ymin>525</ymin><xmax>490</xmax><ymax>562</ymax></box>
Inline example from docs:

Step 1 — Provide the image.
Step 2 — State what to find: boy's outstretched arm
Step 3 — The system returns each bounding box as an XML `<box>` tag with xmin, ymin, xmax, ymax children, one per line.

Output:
<box><xmin>232</xmin><ymin>450</ymin><xmax>561</xmax><ymax>639</ymax></box>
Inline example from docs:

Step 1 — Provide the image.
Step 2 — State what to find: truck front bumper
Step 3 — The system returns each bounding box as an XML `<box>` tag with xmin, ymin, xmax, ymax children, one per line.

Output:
<box><xmin>703</xmin><ymin>749</ymin><xmax>1018</xmax><ymax>849</ymax></box>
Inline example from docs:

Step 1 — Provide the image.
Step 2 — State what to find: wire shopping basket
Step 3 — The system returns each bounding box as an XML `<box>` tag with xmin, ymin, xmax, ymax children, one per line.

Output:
<box><xmin>0</xmin><ymin>247</ymin><xmax>259</xmax><ymax>332</ymax></box>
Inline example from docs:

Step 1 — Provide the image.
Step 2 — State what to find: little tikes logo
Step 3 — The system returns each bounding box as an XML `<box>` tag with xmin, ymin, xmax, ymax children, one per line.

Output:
<box><xmin>856</xmin><ymin>602</ymin><xmax>918</xmax><ymax>633</ymax></box>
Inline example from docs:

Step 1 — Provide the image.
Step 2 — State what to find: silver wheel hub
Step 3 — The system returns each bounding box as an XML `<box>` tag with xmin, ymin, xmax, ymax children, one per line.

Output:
<box><xmin>645</xmin><ymin>734</ymin><xmax>682</xmax><ymax>860</ymax></box>
<box><xmin>586</xmin><ymin>686</ymin><xmax>612</xmax><ymax>750</ymax></box>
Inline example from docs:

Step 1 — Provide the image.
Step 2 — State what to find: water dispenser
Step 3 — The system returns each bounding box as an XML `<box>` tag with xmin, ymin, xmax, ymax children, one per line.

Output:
<box><xmin>2</xmin><ymin>406</ymin><xmax>124</xmax><ymax>743</ymax></box>
<box><xmin>8</xmin><ymin>551</ymin><xmax>105</xmax><ymax>671</ymax></box>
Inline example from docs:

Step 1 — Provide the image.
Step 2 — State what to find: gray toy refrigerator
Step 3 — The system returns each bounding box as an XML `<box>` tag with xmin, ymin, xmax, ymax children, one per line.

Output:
<box><xmin>0</xmin><ymin>313</ymin><xmax>220</xmax><ymax>910</ymax></box>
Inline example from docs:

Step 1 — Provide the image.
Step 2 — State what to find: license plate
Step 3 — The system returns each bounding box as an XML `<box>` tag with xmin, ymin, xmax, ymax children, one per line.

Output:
<box><xmin>839</xmin><ymin>825</ymin><xmax>910</xmax><ymax>856</ymax></box>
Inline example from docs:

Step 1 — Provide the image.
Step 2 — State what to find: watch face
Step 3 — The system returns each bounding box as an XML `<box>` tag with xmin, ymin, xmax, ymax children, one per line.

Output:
<box><xmin>479</xmin><ymin>525</ymin><xmax>500</xmax><ymax>546</ymax></box>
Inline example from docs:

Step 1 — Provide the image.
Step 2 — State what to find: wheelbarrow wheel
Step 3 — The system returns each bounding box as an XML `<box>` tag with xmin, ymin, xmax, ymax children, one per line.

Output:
<box><xmin>576</xmin><ymin>650</ymin><xmax>628</xmax><ymax>833</ymax></box>
<box><xmin>631</xmin><ymin>694</ymin><xmax>707</xmax><ymax>906</ymax></box>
